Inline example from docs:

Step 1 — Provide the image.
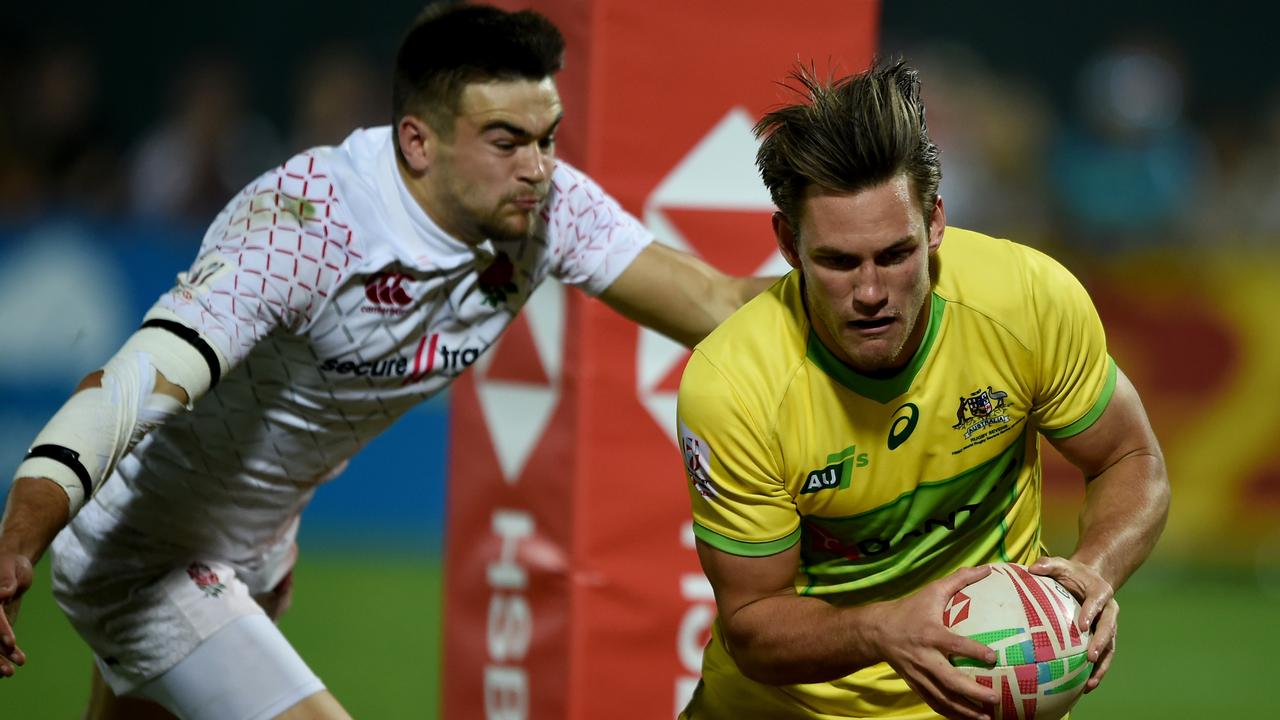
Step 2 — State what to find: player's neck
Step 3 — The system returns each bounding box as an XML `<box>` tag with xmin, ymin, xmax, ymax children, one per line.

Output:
<box><xmin>806</xmin><ymin>287</ymin><xmax>932</xmax><ymax>380</ymax></box>
<box><xmin>886</xmin><ymin>296</ymin><xmax>933</xmax><ymax>376</ymax></box>
<box><xmin>396</xmin><ymin>157</ymin><xmax>485</xmax><ymax>246</ymax></box>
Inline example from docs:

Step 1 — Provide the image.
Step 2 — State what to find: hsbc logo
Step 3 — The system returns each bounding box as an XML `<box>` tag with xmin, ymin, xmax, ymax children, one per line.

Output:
<box><xmin>363</xmin><ymin>271</ymin><xmax>414</xmax><ymax>316</ymax></box>
<box><xmin>638</xmin><ymin>108</ymin><xmax>789</xmax><ymax>447</ymax></box>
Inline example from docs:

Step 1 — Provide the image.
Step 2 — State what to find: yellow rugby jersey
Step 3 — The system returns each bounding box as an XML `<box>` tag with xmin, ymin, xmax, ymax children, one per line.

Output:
<box><xmin>676</xmin><ymin>228</ymin><xmax>1115</xmax><ymax>719</ymax></box>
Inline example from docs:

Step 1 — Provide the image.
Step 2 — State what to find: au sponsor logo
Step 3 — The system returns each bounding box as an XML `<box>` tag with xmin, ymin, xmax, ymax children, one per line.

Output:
<box><xmin>801</xmin><ymin>445</ymin><xmax>869</xmax><ymax>495</ymax></box>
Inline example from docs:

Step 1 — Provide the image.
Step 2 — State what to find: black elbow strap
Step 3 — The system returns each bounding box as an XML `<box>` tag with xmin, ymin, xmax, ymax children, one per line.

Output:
<box><xmin>140</xmin><ymin>319</ymin><xmax>222</xmax><ymax>389</ymax></box>
<box><xmin>23</xmin><ymin>444</ymin><xmax>93</xmax><ymax>498</ymax></box>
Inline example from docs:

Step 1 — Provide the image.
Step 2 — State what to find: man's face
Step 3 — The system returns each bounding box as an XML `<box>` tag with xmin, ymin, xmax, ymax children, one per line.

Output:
<box><xmin>775</xmin><ymin>174</ymin><xmax>944</xmax><ymax>376</ymax></box>
<box><xmin>428</xmin><ymin>77</ymin><xmax>563</xmax><ymax>243</ymax></box>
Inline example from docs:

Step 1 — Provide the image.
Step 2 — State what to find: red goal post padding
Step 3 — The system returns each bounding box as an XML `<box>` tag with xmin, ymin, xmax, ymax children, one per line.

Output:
<box><xmin>445</xmin><ymin>2</ymin><xmax>879</xmax><ymax>717</ymax></box>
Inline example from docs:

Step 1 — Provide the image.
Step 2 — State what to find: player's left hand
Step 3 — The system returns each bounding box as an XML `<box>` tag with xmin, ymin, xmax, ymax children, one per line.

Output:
<box><xmin>1029</xmin><ymin>556</ymin><xmax>1116</xmax><ymax>693</ymax></box>
<box><xmin>0</xmin><ymin>551</ymin><xmax>33</xmax><ymax>678</ymax></box>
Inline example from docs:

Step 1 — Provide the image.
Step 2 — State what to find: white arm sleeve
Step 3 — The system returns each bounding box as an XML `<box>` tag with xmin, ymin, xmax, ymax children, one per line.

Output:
<box><xmin>543</xmin><ymin>162</ymin><xmax>653</xmax><ymax>296</ymax></box>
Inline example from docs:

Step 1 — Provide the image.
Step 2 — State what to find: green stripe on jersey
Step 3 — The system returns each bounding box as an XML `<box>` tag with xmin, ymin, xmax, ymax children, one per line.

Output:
<box><xmin>1041</xmin><ymin>356</ymin><xmax>1118</xmax><ymax>439</ymax></box>
<box><xmin>797</xmin><ymin>429</ymin><xmax>1026</xmax><ymax>598</ymax></box>
<box><xmin>693</xmin><ymin>522</ymin><xmax>802</xmax><ymax>557</ymax></box>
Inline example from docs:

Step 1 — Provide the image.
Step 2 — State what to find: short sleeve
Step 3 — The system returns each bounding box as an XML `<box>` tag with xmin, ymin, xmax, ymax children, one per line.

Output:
<box><xmin>1024</xmin><ymin>248</ymin><xmax>1117</xmax><ymax>438</ymax></box>
<box><xmin>677</xmin><ymin>349</ymin><xmax>800</xmax><ymax>557</ymax></box>
<box><xmin>542</xmin><ymin>162</ymin><xmax>652</xmax><ymax>296</ymax></box>
<box><xmin>150</xmin><ymin>151</ymin><xmax>362</xmax><ymax>372</ymax></box>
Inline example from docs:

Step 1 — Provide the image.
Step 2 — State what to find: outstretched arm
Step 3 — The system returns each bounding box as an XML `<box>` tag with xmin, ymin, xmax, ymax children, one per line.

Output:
<box><xmin>0</xmin><ymin>368</ymin><xmax>190</xmax><ymax>678</ymax></box>
<box><xmin>599</xmin><ymin>242</ymin><xmax>775</xmax><ymax>347</ymax></box>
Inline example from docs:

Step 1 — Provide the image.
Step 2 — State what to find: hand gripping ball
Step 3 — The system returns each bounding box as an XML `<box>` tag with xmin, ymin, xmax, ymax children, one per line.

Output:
<box><xmin>943</xmin><ymin>563</ymin><xmax>1093</xmax><ymax>720</ymax></box>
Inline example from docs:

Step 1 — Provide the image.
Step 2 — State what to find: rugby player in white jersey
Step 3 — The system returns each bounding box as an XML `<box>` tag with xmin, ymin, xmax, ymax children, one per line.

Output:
<box><xmin>0</xmin><ymin>5</ymin><xmax>772</xmax><ymax>719</ymax></box>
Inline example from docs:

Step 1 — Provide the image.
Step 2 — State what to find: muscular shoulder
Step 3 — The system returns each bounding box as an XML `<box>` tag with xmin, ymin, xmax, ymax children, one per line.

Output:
<box><xmin>682</xmin><ymin>273</ymin><xmax>808</xmax><ymax>422</ymax></box>
<box><xmin>932</xmin><ymin>228</ymin><xmax>1085</xmax><ymax>351</ymax></box>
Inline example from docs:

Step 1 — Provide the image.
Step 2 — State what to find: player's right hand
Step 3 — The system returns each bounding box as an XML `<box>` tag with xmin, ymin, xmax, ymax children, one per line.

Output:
<box><xmin>867</xmin><ymin>565</ymin><xmax>998</xmax><ymax>720</ymax></box>
<box><xmin>0</xmin><ymin>551</ymin><xmax>33</xmax><ymax>678</ymax></box>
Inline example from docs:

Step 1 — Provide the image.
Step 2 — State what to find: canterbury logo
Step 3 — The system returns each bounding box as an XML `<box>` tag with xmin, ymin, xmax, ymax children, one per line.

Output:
<box><xmin>364</xmin><ymin>272</ymin><xmax>413</xmax><ymax>306</ymax></box>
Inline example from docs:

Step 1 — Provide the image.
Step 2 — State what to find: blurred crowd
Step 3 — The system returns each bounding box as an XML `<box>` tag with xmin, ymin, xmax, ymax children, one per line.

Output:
<box><xmin>0</xmin><ymin>41</ymin><xmax>384</xmax><ymax>224</ymax></box>
<box><xmin>0</xmin><ymin>34</ymin><xmax>1277</xmax><ymax>252</ymax></box>
<box><xmin>905</xmin><ymin>40</ymin><xmax>1279</xmax><ymax>255</ymax></box>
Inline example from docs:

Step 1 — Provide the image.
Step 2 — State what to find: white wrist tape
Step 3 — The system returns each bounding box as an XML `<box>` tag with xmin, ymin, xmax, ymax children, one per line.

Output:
<box><xmin>13</xmin><ymin>315</ymin><xmax>225</xmax><ymax>517</ymax></box>
<box><xmin>16</xmin><ymin>357</ymin><xmax>152</xmax><ymax>513</ymax></box>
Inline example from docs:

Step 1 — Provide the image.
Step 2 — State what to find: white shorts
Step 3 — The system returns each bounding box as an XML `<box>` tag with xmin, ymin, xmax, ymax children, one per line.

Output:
<box><xmin>51</xmin><ymin>517</ymin><xmax>300</xmax><ymax>694</ymax></box>
<box><xmin>129</xmin><ymin>613</ymin><xmax>324</xmax><ymax>720</ymax></box>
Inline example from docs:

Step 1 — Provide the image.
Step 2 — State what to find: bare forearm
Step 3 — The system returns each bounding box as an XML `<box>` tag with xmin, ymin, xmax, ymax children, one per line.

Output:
<box><xmin>688</xmin><ymin>274</ymin><xmax>777</xmax><ymax>344</ymax></box>
<box><xmin>1071</xmin><ymin>452</ymin><xmax>1170</xmax><ymax>590</ymax></box>
<box><xmin>677</xmin><ymin>273</ymin><xmax>776</xmax><ymax>346</ymax></box>
<box><xmin>600</xmin><ymin>241</ymin><xmax>780</xmax><ymax>347</ymax></box>
<box><xmin>737</xmin><ymin>275</ymin><xmax>778</xmax><ymax>304</ymax></box>
<box><xmin>0</xmin><ymin>477</ymin><xmax>71</xmax><ymax>564</ymax></box>
<box><xmin>724</xmin><ymin>594</ymin><xmax>882</xmax><ymax>685</ymax></box>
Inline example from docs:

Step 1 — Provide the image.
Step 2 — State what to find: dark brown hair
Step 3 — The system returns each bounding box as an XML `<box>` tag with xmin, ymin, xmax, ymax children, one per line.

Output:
<box><xmin>755</xmin><ymin>60</ymin><xmax>941</xmax><ymax>229</ymax></box>
<box><xmin>392</xmin><ymin>3</ymin><xmax>565</xmax><ymax>137</ymax></box>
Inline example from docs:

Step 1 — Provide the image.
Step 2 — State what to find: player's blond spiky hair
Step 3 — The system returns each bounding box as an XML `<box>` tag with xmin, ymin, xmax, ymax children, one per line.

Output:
<box><xmin>754</xmin><ymin>60</ymin><xmax>942</xmax><ymax>231</ymax></box>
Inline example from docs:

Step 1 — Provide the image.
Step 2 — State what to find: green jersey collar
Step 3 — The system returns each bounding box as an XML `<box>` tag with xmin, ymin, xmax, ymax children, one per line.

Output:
<box><xmin>806</xmin><ymin>293</ymin><xmax>946</xmax><ymax>403</ymax></box>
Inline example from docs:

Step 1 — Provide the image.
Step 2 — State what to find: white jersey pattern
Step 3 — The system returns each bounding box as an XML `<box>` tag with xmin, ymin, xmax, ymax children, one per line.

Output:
<box><xmin>50</xmin><ymin>126</ymin><xmax>652</xmax><ymax>691</ymax></box>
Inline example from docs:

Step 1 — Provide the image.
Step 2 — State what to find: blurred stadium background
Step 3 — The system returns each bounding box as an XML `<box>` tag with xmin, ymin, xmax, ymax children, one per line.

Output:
<box><xmin>1</xmin><ymin>0</ymin><xmax>1276</xmax><ymax>716</ymax></box>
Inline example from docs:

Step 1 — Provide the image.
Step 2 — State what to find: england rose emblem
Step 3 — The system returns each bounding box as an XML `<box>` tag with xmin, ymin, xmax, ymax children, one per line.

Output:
<box><xmin>478</xmin><ymin>252</ymin><xmax>518</xmax><ymax>307</ymax></box>
<box><xmin>187</xmin><ymin>562</ymin><xmax>227</xmax><ymax>598</ymax></box>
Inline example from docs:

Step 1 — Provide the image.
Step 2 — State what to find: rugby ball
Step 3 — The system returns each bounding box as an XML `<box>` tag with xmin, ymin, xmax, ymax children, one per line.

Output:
<box><xmin>942</xmin><ymin>563</ymin><xmax>1092</xmax><ymax>720</ymax></box>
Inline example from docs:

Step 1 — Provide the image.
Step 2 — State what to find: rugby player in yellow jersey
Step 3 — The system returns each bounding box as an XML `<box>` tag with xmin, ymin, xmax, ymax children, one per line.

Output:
<box><xmin>676</xmin><ymin>61</ymin><xmax>1170</xmax><ymax>720</ymax></box>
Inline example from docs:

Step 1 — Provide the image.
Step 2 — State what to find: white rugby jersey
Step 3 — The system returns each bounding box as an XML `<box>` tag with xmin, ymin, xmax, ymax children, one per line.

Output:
<box><xmin>61</xmin><ymin>126</ymin><xmax>651</xmax><ymax>578</ymax></box>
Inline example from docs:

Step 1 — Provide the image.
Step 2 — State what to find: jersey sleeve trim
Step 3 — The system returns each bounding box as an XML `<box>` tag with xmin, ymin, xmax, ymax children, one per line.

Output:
<box><xmin>692</xmin><ymin>522</ymin><xmax>801</xmax><ymax>557</ymax></box>
<box><xmin>1040</xmin><ymin>356</ymin><xmax>1118</xmax><ymax>439</ymax></box>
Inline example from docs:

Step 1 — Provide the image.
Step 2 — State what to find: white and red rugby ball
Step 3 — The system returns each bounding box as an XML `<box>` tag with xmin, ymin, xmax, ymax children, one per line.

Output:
<box><xmin>942</xmin><ymin>563</ymin><xmax>1093</xmax><ymax>720</ymax></box>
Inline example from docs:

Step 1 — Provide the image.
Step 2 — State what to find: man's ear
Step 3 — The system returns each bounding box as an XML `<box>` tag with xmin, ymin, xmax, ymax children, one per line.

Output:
<box><xmin>397</xmin><ymin>115</ymin><xmax>439</xmax><ymax>173</ymax></box>
<box><xmin>927</xmin><ymin>195</ymin><xmax>946</xmax><ymax>253</ymax></box>
<box><xmin>772</xmin><ymin>212</ymin><xmax>802</xmax><ymax>270</ymax></box>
